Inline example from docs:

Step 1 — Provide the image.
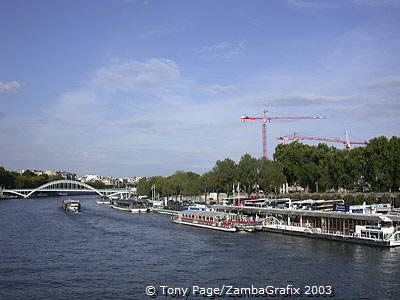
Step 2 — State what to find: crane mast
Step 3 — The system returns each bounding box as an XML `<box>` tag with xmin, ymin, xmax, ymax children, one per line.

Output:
<box><xmin>241</xmin><ymin>110</ymin><xmax>325</xmax><ymax>158</ymax></box>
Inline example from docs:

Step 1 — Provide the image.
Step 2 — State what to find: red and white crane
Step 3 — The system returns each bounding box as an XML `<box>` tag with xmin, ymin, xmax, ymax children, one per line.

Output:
<box><xmin>277</xmin><ymin>131</ymin><xmax>368</xmax><ymax>149</ymax></box>
<box><xmin>241</xmin><ymin>110</ymin><xmax>325</xmax><ymax>158</ymax></box>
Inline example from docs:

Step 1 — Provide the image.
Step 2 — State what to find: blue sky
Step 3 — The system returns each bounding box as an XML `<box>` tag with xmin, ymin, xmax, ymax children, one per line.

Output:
<box><xmin>1</xmin><ymin>0</ymin><xmax>399</xmax><ymax>177</ymax></box>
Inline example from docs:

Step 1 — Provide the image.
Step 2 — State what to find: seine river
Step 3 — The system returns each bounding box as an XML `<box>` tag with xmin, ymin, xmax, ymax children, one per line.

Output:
<box><xmin>0</xmin><ymin>195</ymin><xmax>399</xmax><ymax>300</ymax></box>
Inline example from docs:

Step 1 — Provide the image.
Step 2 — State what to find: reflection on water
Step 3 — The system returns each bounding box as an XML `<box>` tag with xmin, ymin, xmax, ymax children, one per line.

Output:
<box><xmin>0</xmin><ymin>195</ymin><xmax>399</xmax><ymax>300</ymax></box>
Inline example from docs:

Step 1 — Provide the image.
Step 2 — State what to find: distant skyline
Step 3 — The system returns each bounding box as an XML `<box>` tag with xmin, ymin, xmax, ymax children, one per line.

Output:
<box><xmin>1</xmin><ymin>0</ymin><xmax>399</xmax><ymax>177</ymax></box>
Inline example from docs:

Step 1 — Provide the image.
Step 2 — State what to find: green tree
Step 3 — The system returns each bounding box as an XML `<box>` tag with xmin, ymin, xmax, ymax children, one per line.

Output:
<box><xmin>258</xmin><ymin>158</ymin><xmax>286</xmax><ymax>193</ymax></box>
<box><xmin>211</xmin><ymin>158</ymin><xmax>238</xmax><ymax>195</ymax></box>
<box><xmin>31</xmin><ymin>175</ymin><xmax>49</xmax><ymax>188</ymax></box>
<box><xmin>0</xmin><ymin>167</ymin><xmax>16</xmax><ymax>188</ymax></box>
<box><xmin>201</xmin><ymin>171</ymin><xmax>217</xmax><ymax>194</ymax></box>
<box><xmin>22</xmin><ymin>170</ymin><xmax>35</xmax><ymax>177</ymax></box>
<box><xmin>238</xmin><ymin>154</ymin><xmax>259</xmax><ymax>196</ymax></box>
<box><xmin>15</xmin><ymin>175</ymin><xmax>32</xmax><ymax>188</ymax></box>
<box><xmin>364</xmin><ymin>136</ymin><xmax>392</xmax><ymax>192</ymax></box>
<box><xmin>274</xmin><ymin>142</ymin><xmax>306</xmax><ymax>186</ymax></box>
<box><xmin>388</xmin><ymin>136</ymin><xmax>400</xmax><ymax>192</ymax></box>
<box><xmin>180</xmin><ymin>172</ymin><xmax>202</xmax><ymax>196</ymax></box>
<box><xmin>137</xmin><ymin>177</ymin><xmax>150</xmax><ymax>196</ymax></box>
<box><xmin>86</xmin><ymin>181</ymin><xmax>106</xmax><ymax>189</ymax></box>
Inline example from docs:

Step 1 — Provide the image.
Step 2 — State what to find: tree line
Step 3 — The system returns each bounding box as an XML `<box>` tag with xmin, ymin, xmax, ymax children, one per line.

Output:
<box><xmin>137</xmin><ymin>155</ymin><xmax>286</xmax><ymax>198</ymax></box>
<box><xmin>138</xmin><ymin>136</ymin><xmax>399</xmax><ymax>198</ymax></box>
<box><xmin>274</xmin><ymin>136</ymin><xmax>400</xmax><ymax>193</ymax></box>
<box><xmin>0</xmin><ymin>169</ymin><xmax>64</xmax><ymax>189</ymax></box>
<box><xmin>2</xmin><ymin>136</ymin><xmax>398</xmax><ymax>198</ymax></box>
<box><xmin>0</xmin><ymin>168</ymin><xmax>108</xmax><ymax>190</ymax></box>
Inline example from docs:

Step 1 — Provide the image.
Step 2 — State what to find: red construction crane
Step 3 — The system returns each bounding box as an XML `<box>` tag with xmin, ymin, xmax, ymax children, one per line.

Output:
<box><xmin>277</xmin><ymin>131</ymin><xmax>368</xmax><ymax>149</ymax></box>
<box><xmin>241</xmin><ymin>110</ymin><xmax>325</xmax><ymax>158</ymax></box>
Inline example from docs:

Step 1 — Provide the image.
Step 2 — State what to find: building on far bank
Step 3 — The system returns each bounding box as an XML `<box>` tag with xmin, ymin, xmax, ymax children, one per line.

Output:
<box><xmin>79</xmin><ymin>174</ymin><xmax>142</xmax><ymax>188</ymax></box>
<box><xmin>15</xmin><ymin>169</ymin><xmax>76</xmax><ymax>180</ymax></box>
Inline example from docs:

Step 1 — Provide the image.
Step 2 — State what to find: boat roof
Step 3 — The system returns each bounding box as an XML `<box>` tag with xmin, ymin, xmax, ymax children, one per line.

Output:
<box><xmin>63</xmin><ymin>199</ymin><xmax>80</xmax><ymax>203</ymax></box>
<box><xmin>214</xmin><ymin>205</ymin><xmax>400</xmax><ymax>222</ymax></box>
<box><xmin>180</xmin><ymin>210</ymin><xmax>232</xmax><ymax>217</ymax></box>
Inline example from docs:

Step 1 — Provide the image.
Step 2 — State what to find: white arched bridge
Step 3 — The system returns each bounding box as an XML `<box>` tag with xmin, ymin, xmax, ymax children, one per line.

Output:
<box><xmin>1</xmin><ymin>180</ymin><xmax>134</xmax><ymax>199</ymax></box>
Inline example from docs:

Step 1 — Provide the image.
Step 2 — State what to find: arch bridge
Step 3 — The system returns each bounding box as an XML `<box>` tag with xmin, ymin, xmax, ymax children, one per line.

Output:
<box><xmin>1</xmin><ymin>180</ymin><xmax>134</xmax><ymax>199</ymax></box>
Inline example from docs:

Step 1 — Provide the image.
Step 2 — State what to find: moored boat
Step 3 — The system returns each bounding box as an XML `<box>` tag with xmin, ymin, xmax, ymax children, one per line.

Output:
<box><xmin>130</xmin><ymin>199</ymin><xmax>151</xmax><ymax>213</ymax></box>
<box><xmin>172</xmin><ymin>211</ymin><xmax>238</xmax><ymax>232</ymax></box>
<box><xmin>110</xmin><ymin>199</ymin><xmax>151</xmax><ymax>213</ymax></box>
<box><xmin>96</xmin><ymin>195</ymin><xmax>110</xmax><ymax>204</ymax></box>
<box><xmin>215</xmin><ymin>203</ymin><xmax>400</xmax><ymax>247</ymax></box>
<box><xmin>62</xmin><ymin>199</ymin><xmax>80</xmax><ymax>213</ymax></box>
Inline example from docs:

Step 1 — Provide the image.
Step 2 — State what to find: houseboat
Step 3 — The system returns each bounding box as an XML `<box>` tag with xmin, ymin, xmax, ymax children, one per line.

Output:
<box><xmin>62</xmin><ymin>199</ymin><xmax>80</xmax><ymax>213</ymax></box>
<box><xmin>215</xmin><ymin>203</ymin><xmax>400</xmax><ymax>247</ymax></box>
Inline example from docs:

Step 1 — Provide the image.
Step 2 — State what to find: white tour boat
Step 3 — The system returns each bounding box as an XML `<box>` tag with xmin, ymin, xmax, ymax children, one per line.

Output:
<box><xmin>173</xmin><ymin>211</ymin><xmax>238</xmax><ymax>232</ymax></box>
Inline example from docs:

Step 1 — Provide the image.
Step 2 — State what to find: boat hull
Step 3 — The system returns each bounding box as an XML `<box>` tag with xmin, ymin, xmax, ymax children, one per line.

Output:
<box><xmin>130</xmin><ymin>208</ymin><xmax>150</xmax><ymax>213</ymax></box>
<box><xmin>262</xmin><ymin>224</ymin><xmax>400</xmax><ymax>247</ymax></box>
<box><xmin>173</xmin><ymin>219</ymin><xmax>237</xmax><ymax>232</ymax></box>
<box><xmin>62</xmin><ymin>200</ymin><xmax>80</xmax><ymax>213</ymax></box>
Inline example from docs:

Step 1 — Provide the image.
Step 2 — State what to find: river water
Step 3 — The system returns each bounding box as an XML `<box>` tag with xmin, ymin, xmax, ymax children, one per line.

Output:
<box><xmin>0</xmin><ymin>195</ymin><xmax>399</xmax><ymax>300</ymax></box>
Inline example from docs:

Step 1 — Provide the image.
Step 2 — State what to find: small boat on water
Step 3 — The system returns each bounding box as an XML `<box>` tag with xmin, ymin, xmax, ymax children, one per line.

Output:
<box><xmin>62</xmin><ymin>199</ymin><xmax>80</xmax><ymax>213</ymax></box>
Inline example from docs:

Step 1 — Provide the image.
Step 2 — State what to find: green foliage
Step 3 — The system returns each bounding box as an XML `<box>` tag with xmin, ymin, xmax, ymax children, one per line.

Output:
<box><xmin>86</xmin><ymin>181</ymin><xmax>106</xmax><ymax>189</ymax></box>
<box><xmin>258</xmin><ymin>158</ymin><xmax>286</xmax><ymax>193</ymax></box>
<box><xmin>238</xmin><ymin>154</ymin><xmax>259</xmax><ymax>195</ymax></box>
<box><xmin>3</xmin><ymin>135</ymin><xmax>398</xmax><ymax>199</ymax></box>
<box><xmin>274</xmin><ymin>136</ymin><xmax>400</xmax><ymax>193</ymax></box>
<box><xmin>22</xmin><ymin>170</ymin><xmax>35</xmax><ymax>177</ymax></box>
<box><xmin>0</xmin><ymin>167</ymin><xmax>68</xmax><ymax>190</ymax></box>
<box><xmin>212</xmin><ymin>158</ymin><xmax>238</xmax><ymax>194</ymax></box>
<box><xmin>137</xmin><ymin>172</ymin><xmax>203</xmax><ymax>198</ymax></box>
<box><xmin>14</xmin><ymin>174</ymin><xmax>51</xmax><ymax>188</ymax></box>
<box><xmin>136</xmin><ymin>154</ymin><xmax>286</xmax><ymax>198</ymax></box>
<box><xmin>0</xmin><ymin>167</ymin><xmax>16</xmax><ymax>188</ymax></box>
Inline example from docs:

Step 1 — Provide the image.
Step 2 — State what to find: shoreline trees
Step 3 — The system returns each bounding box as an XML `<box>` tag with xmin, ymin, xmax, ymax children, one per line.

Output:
<box><xmin>274</xmin><ymin>136</ymin><xmax>400</xmax><ymax>193</ymax></box>
<box><xmin>137</xmin><ymin>155</ymin><xmax>286</xmax><ymax>199</ymax></box>
<box><xmin>2</xmin><ymin>136</ymin><xmax>399</xmax><ymax>198</ymax></box>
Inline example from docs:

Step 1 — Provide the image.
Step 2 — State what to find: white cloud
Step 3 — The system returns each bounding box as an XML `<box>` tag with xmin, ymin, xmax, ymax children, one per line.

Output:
<box><xmin>286</xmin><ymin>0</ymin><xmax>400</xmax><ymax>9</ymax></box>
<box><xmin>351</xmin><ymin>0</ymin><xmax>400</xmax><ymax>7</ymax></box>
<box><xmin>264</xmin><ymin>93</ymin><xmax>356</xmax><ymax>107</ymax></box>
<box><xmin>194</xmin><ymin>41</ymin><xmax>244</xmax><ymax>59</ymax></box>
<box><xmin>139</xmin><ymin>26</ymin><xmax>185</xmax><ymax>39</ymax></box>
<box><xmin>0</xmin><ymin>81</ymin><xmax>21</xmax><ymax>94</ymax></box>
<box><xmin>207</xmin><ymin>84</ymin><xmax>235</xmax><ymax>94</ymax></box>
<box><xmin>91</xmin><ymin>58</ymin><xmax>180</xmax><ymax>93</ymax></box>
<box><xmin>365</xmin><ymin>76</ymin><xmax>400</xmax><ymax>89</ymax></box>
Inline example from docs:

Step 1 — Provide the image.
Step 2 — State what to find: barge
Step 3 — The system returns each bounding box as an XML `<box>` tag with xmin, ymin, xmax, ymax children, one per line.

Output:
<box><xmin>62</xmin><ymin>199</ymin><xmax>80</xmax><ymax>213</ymax></box>
<box><xmin>215</xmin><ymin>204</ymin><xmax>400</xmax><ymax>247</ymax></box>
